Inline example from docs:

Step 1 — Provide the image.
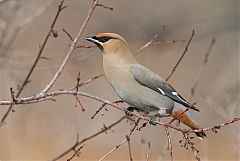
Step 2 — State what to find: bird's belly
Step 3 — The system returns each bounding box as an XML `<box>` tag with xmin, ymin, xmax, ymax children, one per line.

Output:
<box><xmin>109</xmin><ymin>76</ymin><xmax>174</xmax><ymax>113</ymax></box>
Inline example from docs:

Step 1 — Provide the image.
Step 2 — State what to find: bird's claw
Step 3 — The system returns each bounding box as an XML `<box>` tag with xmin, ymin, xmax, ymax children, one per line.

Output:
<box><xmin>125</xmin><ymin>106</ymin><xmax>134</xmax><ymax>117</ymax></box>
<box><xmin>149</xmin><ymin>115</ymin><xmax>158</xmax><ymax>126</ymax></box>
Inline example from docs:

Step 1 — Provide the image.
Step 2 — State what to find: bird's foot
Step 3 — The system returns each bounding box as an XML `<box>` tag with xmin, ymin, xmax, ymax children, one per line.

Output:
<box><xmin>149</xmin><ymin>115</ymin><xmax>158</xmax><ymax>126</ymax></box>
<box><xmin>125</xmin><ymin>106</ymin><xmax>135</xmax><ymax>117</ymax></box>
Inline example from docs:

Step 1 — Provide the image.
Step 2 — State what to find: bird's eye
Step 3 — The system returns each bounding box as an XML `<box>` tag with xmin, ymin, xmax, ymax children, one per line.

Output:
<box><xmin>99</xmin><ymin>36</ymin><xmax>111</xmax><ymax>43</ymax></box>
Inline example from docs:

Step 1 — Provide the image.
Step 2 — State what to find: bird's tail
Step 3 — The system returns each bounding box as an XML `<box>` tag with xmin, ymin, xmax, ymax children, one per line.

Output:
<box><xmin>172</xmin><ymin>109</ymin><xmax>207</xmax><ymax>139</ymax></box>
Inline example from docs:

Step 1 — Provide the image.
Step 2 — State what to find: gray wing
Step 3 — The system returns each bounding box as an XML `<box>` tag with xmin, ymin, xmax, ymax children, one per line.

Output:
<box><xmin>129</xmin><ymin>65</ymin><xmax>199</xmax><ymax>111</ymax></box>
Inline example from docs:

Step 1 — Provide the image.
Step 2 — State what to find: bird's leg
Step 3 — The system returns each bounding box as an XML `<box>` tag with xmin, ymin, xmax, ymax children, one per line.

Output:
<box><xmin>149</xmin><ymin>108</ymin><xmax>170</xmax><ymax>125</ymax></box>
<box><xmin>125</xmin><ymin>106</ymin><xmax>146</xmax><ymax>116</ymax></box>
<box><xmin>158</xmin><ymin>108</ymin><xmax>170</xmax><ymax>117</ymax></box>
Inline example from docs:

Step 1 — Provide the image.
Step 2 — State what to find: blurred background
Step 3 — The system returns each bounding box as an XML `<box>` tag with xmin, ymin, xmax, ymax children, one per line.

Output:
<box><xmin>0</xmin><ymin>0</ymin><xmax>239</xmax><ymax>160</ymax></box>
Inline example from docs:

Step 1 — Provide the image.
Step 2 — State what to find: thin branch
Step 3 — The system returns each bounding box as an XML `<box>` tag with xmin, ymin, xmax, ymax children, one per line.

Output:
<box><xmin>98</xmin><ymin>119</ymin><xmax>139</xmax><ymax>161</ymax></box>
<box><xmin>189</xmin><ymin>117</ymin><xmax>240</xmax><ymax>133</ymax></box>
<box><xmin>126</xmin><ymin>135</ymin><xmax>133</xmax><ymax>161</ymax></box>
<box><xmin>146</xmin><ymin>141</ymin><xmax>151</xmax><ymax>161</ymax></box>
<box><xmin>96</xmin><ymin>3</ymin><xmax>113</xmax><ymax>11</ymax></box>
<box><xmin>74</xmin><ymin>72</ymin><xmax>85</xmax><ymax>111</ymax></box>
<box><xmin>66</xmin><ymin>144</ymin><xmax>85</xmax><ymax>161</ymax></box>
<box><xmin>188</xmin><ymin>38</ymin><xmax>216</xmax><ymax>101</ymax></box>
<box><xmin>164</xmin><ymin>126</ymin><xmax>173</xmax><ymax>161</ymax></box>
<box><xmin>133</xmin><ymin>34</ymin><xmax>159</xmax><ymax>55</ymax></box>
<box><xmin>75</xmin><ymin>44</ymin><xmax>96</xmax><ymax>48</ymax></box>
<box><xmin>51</xmin><ymin>117</ymin><xmax>126</xmax><ymax>161</ymax></box>
<box><xmin>165</xmin><ymin>30</ymin><xmax>195</xmax><ymax>81</ymax></box>
<box><xmin>0</xmin><ymin>0</ymin><xmax>67</xmax><ymax>126</ymax></box>
<box><xmin>91</xmin><ymin>103</ymin><xmax>107</xmax><ymax>119</ymax></box>
<box><xmin>10</xmin><ymin>87</ymin><xmax>17</xmax><ymax>104</ymax></box>
<box><xmin>62</xmin><ymin>28</ymin><xmax>73</xmax><ymax>41</ymax></box>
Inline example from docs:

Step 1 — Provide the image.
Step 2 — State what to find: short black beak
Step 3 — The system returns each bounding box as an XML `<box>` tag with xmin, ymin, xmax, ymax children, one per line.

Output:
<box><xmin>85</xmin><ymin>36</ymin><xmax>95</xmax><ymax>43</ymax></box>
<box><xmin>85</xmin><ymin>36</ymin><xmax>103</xmax><ymax>51</ymax></box>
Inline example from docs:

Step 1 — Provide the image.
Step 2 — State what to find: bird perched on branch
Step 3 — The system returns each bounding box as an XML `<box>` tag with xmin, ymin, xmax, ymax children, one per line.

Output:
<box><xmin>86</xmin><ymin>33</ymin><xmax>206</xmax><ymax>139</ymax></box>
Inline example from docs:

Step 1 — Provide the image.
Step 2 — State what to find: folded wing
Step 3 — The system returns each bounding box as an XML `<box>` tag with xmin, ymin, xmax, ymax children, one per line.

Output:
<box><xmin>129</xmin><ymin>65</ymin><xmax>199</xmax><ymax>111</ymax></box>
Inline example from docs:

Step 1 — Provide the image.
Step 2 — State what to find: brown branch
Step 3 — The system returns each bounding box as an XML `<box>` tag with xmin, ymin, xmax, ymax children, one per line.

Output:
<box><xmin>146</xmin><ymin>141</ymin><xmax>151</xmax><ymax>161</ymax></box>
<box><xmin>51</xmin><ymin>116</ymin><xmax>126</xmax><ymax>161</ymax></box>
<box><xmin>133</xmin><ymin>34</ymin><xmax>159</xmax><ymax>55</ymax></box>
<box><xmin>165</xmin><ymin>30</ymin><xmax>195</xmax><ymax>81</ymax></box>
<box><xmin>179</xmin><ymin>132</ymin><xmax>200</xmax><ymax>161</ymax></box>
<box><xmin>96</xmin><ymin>3</ymin><xmax>113</xmax><ymax>11</ymax></box>
<box><xmin>164</xmin><ymin>126</ymin><xmax>173</xmax><ymax>161</ymax></box>
<box><xmin>10</xmin><ymin>87</ymin><xmax>17</xmax><ymax>104</ymax></box>
<box><xmin>189</xmin><ymin>117</ymin><xmax>240</xmax><ymax>133</ymax></box>
<box><xmin>74</xmin><ymin>72</ymin><xmax>85</xmax><ymax>111</ymax></box>
<box><xmin>188</xmin><ymin>38</ymin><xmax>216</xmax><ymax>101</ymax></box>
<box><xmin>1</xmin><ymin>89</ymin><xmax>239</xmax><ymax>135</ymax></box>
<box><xmin>91</xmin><ymin>103</ymin><xmax>107</xmax><ymax>119</ymax></box>
<box><xmin>0</xmin><ymin>0</ymin><xmax>67</xmax><ymax>126</ymax></box>
<box><xmin>75</xmin><ymin>44</ymin><xmax>96</xmax><ymax>48</ymax></box>
<box><xmin>62</xmin><ymin>28</ymin><xmax>73</xmax><ymax>41</ymax></box>
<box><xmin>66</xmin><ymin>144</ymin><xmax>85</xmax><ymax>161</ymax></box>
<box><xmin>126</xmin><ymin>135</ymin><xmax>133</xmax><ymax>161</ymax></box>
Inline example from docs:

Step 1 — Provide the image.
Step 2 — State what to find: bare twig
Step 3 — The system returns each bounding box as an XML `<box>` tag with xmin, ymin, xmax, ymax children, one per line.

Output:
<box><xmin>75</xmin><ymin>44</ymin><xmax>96</xmax><ymax>48</ymax></box>
<box><xmin>62</xmin><ymin>28</ymin><xmax>74</xmax><ymax>41</ymax></box>
<box><xmin>96</xmin><ymin>3</ymin><xmax>113</xmax><ymax>11</ymax></box>
<box><xmin>166</xmin><ymin>30</ymin><xmax>195</xmax><ymax>81</ymax></box>
<box><xmin>10</xmin><ymin>87</ymin><xmax>17</xmax><ymax>104</ymax></box>
<box><xmin>51</xmin><ymin>117</ymin><xmax>125</xmax><ymax>161</ymax></box>
<box><xmin>66</xmin><ymin>144</ymin><xmax>85</xmax><ymax>161</ymax></box>
<box><xmin>0</xmin><ymin>0</ymin><xmax>67</xmax><ymax>126</ymax></box>
<box><xmin>91</xmin><ymin>103</ymin><xmax>107</xmax><ymax>119</ymax></box>
<box><xmin>74</xmin><ymin>73</ymin><xmax>105</xmax><ymax>89</ymax></box>
<box><xmin>189</xmin><ymin>117</ymin><xmax>240</xmax><ymax>133</ymax></box>
<box><xmin>133</xmin><ymin>34</ymin><xmax>159</xmax><ymax>55</ymax></box>
<box><xmin>74</xmin><ymin>72</ymin><xmax>85</xmax><ymax>111</ymax></box>
<box><xmin>98</xmin><ymin>119</ymin><xmax>139</xmax><ymax>161</ymax></box>
<box><xmin>188</xmin><ymin>38</ymin><xmax>216</xmax><ymax>101</ymax></box>
<box><xmin>146</xmin><ymin>141</ymin><xmax>151</xmax><ymax>161</ymax></box>
<box><xmin>126</xmin><ymin>135</ymin><xmax>133</xmax><ymax>161</ymax></box>
<box><xmin>164</xmin><ymin>126</ymin><xmax>173</xmax><ymax>161</ymax></box>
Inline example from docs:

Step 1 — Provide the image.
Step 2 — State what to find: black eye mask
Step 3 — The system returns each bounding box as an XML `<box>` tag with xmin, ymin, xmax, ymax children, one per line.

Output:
<box><xmin>93</xmin><ymin>36</ymin><xmax>112</xmax><ymax>43</ymax></box>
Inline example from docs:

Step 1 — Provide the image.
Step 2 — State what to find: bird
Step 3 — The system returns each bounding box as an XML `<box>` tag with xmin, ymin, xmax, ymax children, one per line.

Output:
<box><xmin>86</xmin><ymin>33</ymin><xmax>206</xmax><ymax>139</ymax></box>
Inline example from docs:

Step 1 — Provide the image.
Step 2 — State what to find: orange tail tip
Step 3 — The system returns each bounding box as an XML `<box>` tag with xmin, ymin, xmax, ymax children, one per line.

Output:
<box><xmin>172</xmin><ymin>110</ymin><xmax>207</xmax><ymax>139</ymax></box>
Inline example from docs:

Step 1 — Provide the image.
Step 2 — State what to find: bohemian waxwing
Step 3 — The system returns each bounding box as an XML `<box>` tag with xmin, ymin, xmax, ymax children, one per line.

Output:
<box><xmin>86</xmin><ymin>33</ymin><xmax>206</xmax><ymax>139</ymax></box>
